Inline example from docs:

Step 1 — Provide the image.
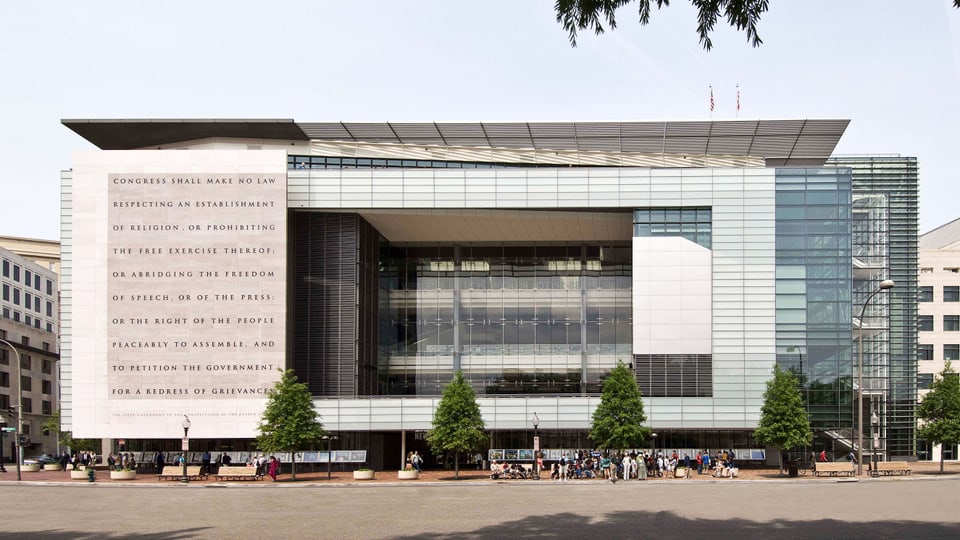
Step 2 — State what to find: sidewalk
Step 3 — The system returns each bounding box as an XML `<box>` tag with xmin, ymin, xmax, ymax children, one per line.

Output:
<box><xmin>3</xmin><ymin>460</ymin><xmax>958</xmax><ymax>486</ymax></box>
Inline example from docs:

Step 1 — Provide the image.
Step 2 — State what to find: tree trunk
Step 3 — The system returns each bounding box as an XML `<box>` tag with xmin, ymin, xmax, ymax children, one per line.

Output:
<box><xmin>778</xmin><ymin>448</ymin><xmax>784</xmax><ymax>476</ymax></box>
<box><xmin>292</xmin><ymin>454</ymin><xmax>297</xmax><ymax>480</ymax></box>
<box><xmin>940</xmin><ymin>449</ymin><xmax>945</xmax><ymax>474</ymax></box>
<box><xmin>454</xmin><ymin>451</ymin><xmax>460</xmax><ymax>479</ymax></box>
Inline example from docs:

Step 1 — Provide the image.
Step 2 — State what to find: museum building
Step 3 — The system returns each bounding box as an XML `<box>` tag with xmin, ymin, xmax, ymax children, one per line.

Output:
<box><xmin>60</xmin><ymin>119</ymin><xmax>917</xmax><ymax>469</ymax></box>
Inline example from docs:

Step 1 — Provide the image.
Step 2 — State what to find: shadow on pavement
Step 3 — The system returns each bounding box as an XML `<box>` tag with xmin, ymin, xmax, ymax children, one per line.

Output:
<box><xmin>390</xmin><ymin>510</ymin><xmax>960</xmax><ymax>540</ymax></box>
<box><xmin>0</xmin><ymin>528</ymin><xmax>210</xmax><ymax>540</ymax></box>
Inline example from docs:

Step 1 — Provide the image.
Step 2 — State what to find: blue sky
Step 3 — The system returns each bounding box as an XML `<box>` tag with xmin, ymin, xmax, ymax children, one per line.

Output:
<box><xmin>2</xmin><ymin>0</ymin><xmax>958</xmax><ymax>240</ymax></box>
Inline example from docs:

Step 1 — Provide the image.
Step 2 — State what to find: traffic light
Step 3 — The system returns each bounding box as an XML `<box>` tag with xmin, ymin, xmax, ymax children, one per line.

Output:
<box><xmin>18</xmin><ymin>435</ymin><xmax>29</xmax><ymax>446</ymax></box>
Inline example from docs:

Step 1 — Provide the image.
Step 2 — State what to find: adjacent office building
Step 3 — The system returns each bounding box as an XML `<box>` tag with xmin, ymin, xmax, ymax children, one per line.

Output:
<box><xmin>60</xmin><ymin>119</ymin><xmax>917</xmax><ymax>468</ymax></box>
<box><xmin>918</xmin><ymin>218</ymin><xmax>960</xmax><ymax>461</ymax></box>
<box><xmin>1</xmin><ymin>245</ymin><xmax>61</xmax><ymax>460</ymax></box>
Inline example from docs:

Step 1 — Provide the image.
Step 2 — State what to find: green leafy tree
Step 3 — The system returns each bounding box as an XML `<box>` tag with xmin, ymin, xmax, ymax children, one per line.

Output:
<box><xmin>256</xmin><ymin>369</ymin><xmax>325</xmax><ymax>480</ymax></box>
<box><xmin>590</xmin><ymin>362</ymin><xmax>651</xmax><ymax>450</ymax></box>
<box><xmin>426</xmin><ymin>371</ymin><xmax>486</xmax><ymax>479</ymax></box>
<box><xmin>556</xmin><ymin>0</ymin><xmax>770</xmax><ymax>50</ymax></box>
<box><xmin>41</xmin><ymin>410</ymin><xmax>99</xmax><ymax>454</ymax></box>
<box><xmin>557</xmin><ymin>1</ymin><xmax>960</xmax><ymax>50</ymax></box>
<box><xmin>917</xmin><ymin>361</ymin><xmax>960</xmax><ymax>474</ymax></box>
<box><xmin>754</xmin><ymin>364</ymin><xmax>813</xmax><ymax>475</ymax></box>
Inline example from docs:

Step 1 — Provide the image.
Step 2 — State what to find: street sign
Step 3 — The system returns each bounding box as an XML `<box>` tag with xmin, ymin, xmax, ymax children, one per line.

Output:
<box><xmin>533</xmin><ymin>436</ymin><xmax>540</xmax><ymax>451</ymax></box>
<box><xmin>182</xmin><ymin>437</ymin><xmax>189</xmax><ymax>451</ymax></box>
<box><xmin>0</xmin><ymin>427</ymin><xmax>15</xmax><ymax>432</ymax></box>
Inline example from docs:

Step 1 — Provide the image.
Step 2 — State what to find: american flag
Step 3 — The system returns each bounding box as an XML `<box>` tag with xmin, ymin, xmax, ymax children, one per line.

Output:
<box><xmin>710</xmin><ymin>86</ymin><xmax>714</xmax><ymax>112</ymax></box>
<box><xmin>737</xmin><ymin>85</ymin><xmax>741</xmax><ymax>112</ymax></box>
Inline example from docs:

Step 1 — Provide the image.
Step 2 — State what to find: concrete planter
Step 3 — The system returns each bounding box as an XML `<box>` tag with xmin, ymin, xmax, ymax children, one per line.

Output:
<box><xmin>352</xmin><ymin>470</ymin><xmax>375</xmax><ymax>480</ymax></box>
<box><xmin>110</xmin><ymin>470</ymin><xmax>137</xmax><ymax>480</ymax></box>
<box><xmin>70</xmin><ymin>469</ymin><xmax>89</xmax><ymax>480</ymax></box>
<box><xmin>22</xmin><ymin>463</ymin><xmax>42</xmax><ymax>472</ymax></box>
<box><xmin>44</xmin><ymin>463</ymin><xmax>63</xmax><ymax>471</ymax></box>
<box><xmin>397</xmin><ymin>470</ymin><xmax>419</xmax><ymax>480</ymax></box>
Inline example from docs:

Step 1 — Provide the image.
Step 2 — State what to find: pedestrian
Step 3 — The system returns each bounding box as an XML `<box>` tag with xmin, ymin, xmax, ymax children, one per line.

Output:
<box><xmin>268</xmin><ymin>456</ymin><xmax>279</xmax><ymax>481</ymax></box>
<box><xmin>819</xmin><ymin>449</ymin><xmax>827</xmax><ymax>462</ymax></box>
<box><xmin>155</xmin><ymin>451</ymin><xmax>165</xmax><ymax>472</ymax></box>
<box><xmin>559</xmin><ymin>454</ymin><xmax>569</xmax><ymax>481</ymax></box>
<box><xmin>201</xmin><ymin>451</ymin><xmax>212</xmax><ymax>475</ymax></box>
<box><xmin>412</xmin><ymin>451</ymin><xmax>423</xmax><ymax>472</ymax></box>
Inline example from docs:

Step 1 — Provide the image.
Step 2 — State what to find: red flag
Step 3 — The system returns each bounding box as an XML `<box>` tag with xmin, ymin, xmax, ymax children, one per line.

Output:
<box><xmin>710</xmin><ymin>86</ymin><xmax>715</xmax><ymax>112</ymax></box>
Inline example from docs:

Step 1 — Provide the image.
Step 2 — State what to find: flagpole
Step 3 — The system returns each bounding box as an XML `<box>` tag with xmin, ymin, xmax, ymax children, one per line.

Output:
<box><xmin>736</xmin><ymin>84</ymin><xmax>740</xmax><ymax>118</ymax></box>
<box><xmin>709</xmin><ymin>85</ymin><xmax>714</xmax><ymax>119</ymax></box>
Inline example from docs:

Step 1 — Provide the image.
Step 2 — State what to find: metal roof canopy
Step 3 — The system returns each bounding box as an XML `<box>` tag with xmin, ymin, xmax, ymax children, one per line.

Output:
<box><xmin>63</xmin><ymin>118</ymin><xmax>849</xmax><ymax>166</ymax></box>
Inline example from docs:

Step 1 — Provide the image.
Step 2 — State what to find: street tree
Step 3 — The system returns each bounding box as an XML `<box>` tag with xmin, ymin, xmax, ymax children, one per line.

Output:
<box><xmin>42</xmin><ymin>410</ymin><xmax>99</xmax><ymax>455</ymax></box>
<box><xmin>426</xmin><ymin>371</ymin><xmax>486</xmax><ymax>479</ymax></box>
<box><xmin>917</xmin><ymin>361</ymin><xmax>960</xmax><ymax>474</ymax></box>
<box><xmin>556</xmin><ymin>1</ymin><xmax>960</xmax><ymax>50</ymax></box>
<box><xmin>590</xmin><ymin>362</ymin><xmax>651</xmax><ymax>451</ymax></box>
<box><xmin>753</xmin><ymin>364</ymin><xmax>812</xmax><ymax>475</ymax></box>
<box><xmin>256</xmin><ymin>369</ymin><xmax>325</xmax><ymax>480</ymax></box>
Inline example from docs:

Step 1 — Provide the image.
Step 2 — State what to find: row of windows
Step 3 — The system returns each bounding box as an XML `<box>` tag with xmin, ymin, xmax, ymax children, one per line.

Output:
<box><xmin>918</xmin><ymin>372</ymin><xmax>960</xmax><ymax>390</ymax></box>
<box><xmin>287</xmin><ymin>155</ymin><xmax>557</xmax><ymax>170</ymax></box>
<box><xmin>918</xmin><ymin>344</ymin><xmax>960</xmax><ymax>361</ymax></box>
<box><xmin>1</xmin><ymin>307</ymin><xmax>54</xmax><ymax>332</ymax></box>
<box><xmin>2</xmin><ymin>284</ymin><xmax>53</xmax><ymax>315</ymax></box>
<box><xmin>918</xmin><ymin>286</ymin><xmax>960</xmax><ymax>302</ymax></box>
<box><xmin>918</xmin><ymin>315</ymin><xmax>960</xmax><ymax>332</ymax></box>
<box><xmin>0</xmin><ymin>393</ymin><xmax>53</xmax><ymax>416</ymax></box>
<box><xmin>920</xmin><ymin>267</ymin><xmax>960</xmax><ymax>274</ymax></box>
<box><xmin>1</xmin><ymin>259</ymin><xmax>54</xmax><ymax>295</ymax></box>
<box><xmin>0</xmin><ymin>372</ymin><xmax>55</xmax><ymax>394</ymax></box>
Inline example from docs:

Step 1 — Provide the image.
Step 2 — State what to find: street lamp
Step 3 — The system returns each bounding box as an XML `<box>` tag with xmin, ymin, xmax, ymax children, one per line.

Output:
<box><xmin>180</xmin><ymin>415</ymin><xmax>191</xmax><ymax>483</ymax></box>
<box><xmin>856</xmin><ymin>279</ymin><xmax>893</xmax><ymax>477</ymax></box>
<box><xmin>651</xmin><ymin>432</ymin><xmax>658</xmax><ymax>455</ymax></box>
<box><xmin>871</xmin><ymin>408</ymin><xmax>880</xmax><ymax>475</ymax></box>
<box><xmin>531</xmin><ymin>412</ymin><xmax>540</xmax><ymax>479</ymax></box>
<box><xmin>321</xmin><ymin>434</ymin><xmax>338</xmax><ymax>480</ymax></box>
<box><xmin>0</xmin><ymin>413</ymin><xmax>7</xmax><ymax>473</ymax></box>
<box><xmin>0</xmin><ymin>339</ymin><xmax>23</xmax><ymax>482</ymax></box>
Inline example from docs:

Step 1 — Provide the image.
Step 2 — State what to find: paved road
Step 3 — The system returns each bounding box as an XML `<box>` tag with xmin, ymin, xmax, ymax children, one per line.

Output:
<box><xmin>2</xmin><ymin>478</ymin><xmax>958</xmax><ymax>539</ymax></box>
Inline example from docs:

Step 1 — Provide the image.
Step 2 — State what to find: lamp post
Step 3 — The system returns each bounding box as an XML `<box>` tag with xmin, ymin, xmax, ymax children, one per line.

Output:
<box><xmin>322</xmin><ymin>434</ymin><xmax>338</xmax><ymax>480</ymax></box>
<box><xmin>0</xmin><ymin>339</ymin><xmax>23</xmax><ymax>481</ymax></box>
<box><xmin>531</xmin><ymin>412</ymin><xmax>540</xmax><ymax>479</ymax></box>
<box><xmin>180</xmin><ymin>415</ymin><xmax>191</xmax><ymax>483</ymax></box>
<box><xmin>871</xmin><ymin>408</ymin><xmax>880</xmax><ymax>475</ymax></box>
<box><xmin>0</xmin><ymin>413</ymin><xmax>6</xmax><ymax>473</ymax></box>
<box><xmin>651</xmin><ymin>432</ymin><xmax>658</xmax><ymax>456</ymax></box>
<box><xmin>856</xmin><ymin>279</ymin><xmax>894</xmax><ymax>477</ymax></box>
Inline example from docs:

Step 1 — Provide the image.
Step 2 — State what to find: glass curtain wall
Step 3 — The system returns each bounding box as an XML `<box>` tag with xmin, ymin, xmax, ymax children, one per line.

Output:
<box><xmin>775</xmin><ymin>168</ymin><xmax>853</xmax><ymax>442</ymax></box>
<box><xmin>378</xmin><ymin>243</ymin><xmax>632</xmax><ymax>396</ymax></box>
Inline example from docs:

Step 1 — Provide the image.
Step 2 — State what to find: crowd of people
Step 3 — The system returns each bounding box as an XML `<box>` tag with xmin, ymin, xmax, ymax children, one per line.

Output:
<box><xmin>489</xmin><ymin>449</ymin><xmax>740</xmax><ymax>481</ymax></box>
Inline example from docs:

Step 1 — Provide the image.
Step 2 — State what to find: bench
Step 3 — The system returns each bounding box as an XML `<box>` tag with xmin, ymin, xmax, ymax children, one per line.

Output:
<box><xmin>813</xmin><ymin>462</ymin><xmax>855</xmax><ymax>477</ymax></box>
<box><xmin>872</xmin><ymin>461</ymin><xmax>911</xmax><ymax>477</ymax></box>
<box><xmin>214</xmin><ymin>465</ymin><xmax>262</xmax><ymax>481</ymax></box>
<box><xmin>158</xmin><ymin>465</ymin><xmax>207</xmax><ymax>481</ymax></box>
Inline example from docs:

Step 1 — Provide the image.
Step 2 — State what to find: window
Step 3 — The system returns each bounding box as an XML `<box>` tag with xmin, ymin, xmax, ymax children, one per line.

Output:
<box><xmin>0</xmin><ymin>348</ymin><xmax>7</xmax><ymax>365</ymax></box>
<box><xmin>919</xmin><ymin>286</ymin><xmax>934</xmax><ymax>302</ymax></box>
<box><xmin>919</xmin><ymin>344</ymin><xmax>934</xmax><ymax>361</ymax></box>
<box><xmin>20</xmin><ymin>354</ymin><xmax>30</xmax><ymax>370</ymax></box>
<box><xmin>21</xmin><ymin>375</ymin><xmax>31</xmax><ymax>392</ymax></box>
<box><xmin>12</xmin><ymin>264</ymin><xmax>19</xmax><ymax>281</ymax></box>
<box><xmin>2</xmin><ymin>283</ymin><xmax>7</xmax><ymax>301</ymax></box>
<box><xmin>24</xmin><ymin>270</ymin><xmax>31</xmax><ymax>287</ymax></box>
<box><xmin>46</xmin><ymin>301</ymin><xmax>52</xmax><ymax>317</ymax></box>
<box><xmin>945</xmin><ymin>344</ymin><xmax>960</xmax><ymax>361</ymax></box>
<box><xmin>33</xmin><ymin>274</ymin><xmax>40</xmax><ymax>291</ymax></box>
<box><xmin>2</xmin><ymin>259</ymin><xmax>8</xmax><ymax>277</ymax></box>
<box><xmin>945</xmin><ymin>286</ymin><xmax>960</xmax><ymax>302</ymax></box>
<box><xmin>20</xmin><ymin>336</ymin><xmax>28</xmax><ymax>346</ymax></box>
<box><xmin>22</xmin><ymin>397</ymin><xmax>31</xmax><ymax>414</ymax></box>
<box><xmin>946</xmin><ymin>315</ymin><xmax>960</xmax><ymax>332</ymax></box>
<box><xmin>13</xmin><ymin>288</ymin><xmax>20</xmax><ymax>304</ymax></box>
<box><xmin>46</xmin><ymin>279</ymin><xmax>52</xmax><ymax>295</ymax></box>
<box><xmin>42</xmin><ymin>400</ymin><xmax>52</xmax><ymax>415</ymax></box>
<box><xmin>24</xmin><ymin>292</ymin><xmax>31</xmax><ymax>310</ymax></box>
<box><xmin>920</xmin><ymin>267</ymin><xmax>933</xmax><ymax>274</ymax></box>
<box><xmin>0</xmin><ymin>394</ymin><xmax>8</xmax><ymax>409</ymax></box>
<box><xmin>0</xmin><ymin>372</ymin><xmax>8</xmax><ymax>387</ymax></box>
<box><xmin>42</xmin><ymin>380</ymin><xmax>52</xmax><ymax>394</ymax></box>
<box><xmin>945</xmin><ymin>267</ymin><xmax>960</xmax><ymax>274</ymax></box>
<box><xmin>918</xmin><ymin>373</ymin><xmax>934</xmax><ymax>390</ymax></box>
<box><xmin>42</xmin><ymin>342</ymin><xmax>50</xmax><ymax>352</ymax></box>
<box><xmin>42</xmin><ymin>359</ymin><xmax>52</xmax><ymax>374</ymax></box>
<box><xmin>919</xmin><ymin>315</ymin><xmax>934</xmax><ymax>332</ymax></box>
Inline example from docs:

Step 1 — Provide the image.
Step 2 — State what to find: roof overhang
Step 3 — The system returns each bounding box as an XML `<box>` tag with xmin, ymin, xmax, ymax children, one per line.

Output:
<box><xmin>63</xmin><ymin>118</ymin><xmax>849</xmax><ymax>167</ymax></box>
<box><xmin>62</xmin><ymin>119</ymin><xmax>309</xmax><ymax>150</ymax></box>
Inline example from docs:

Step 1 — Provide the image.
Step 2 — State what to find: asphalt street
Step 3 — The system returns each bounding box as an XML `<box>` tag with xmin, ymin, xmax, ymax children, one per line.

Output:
<box><xmin>2</xmin><ymin>477</ymin><xmax>958</xmax><ymax>539</ymax></box>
